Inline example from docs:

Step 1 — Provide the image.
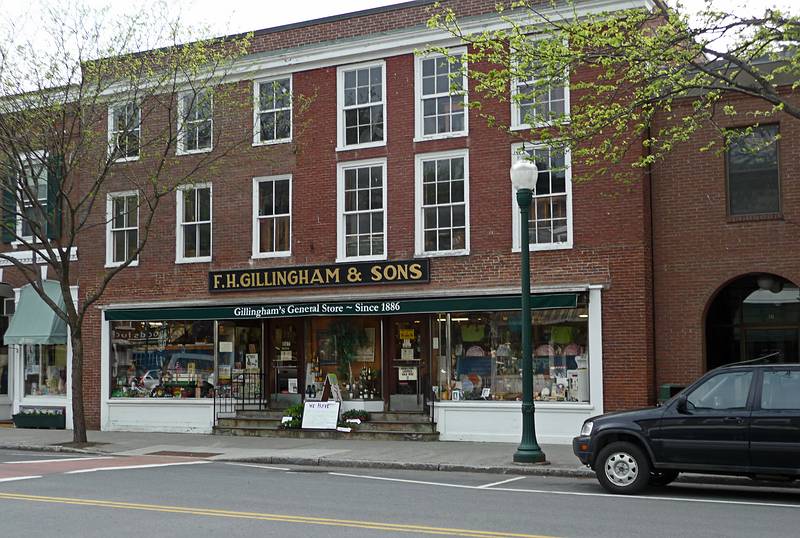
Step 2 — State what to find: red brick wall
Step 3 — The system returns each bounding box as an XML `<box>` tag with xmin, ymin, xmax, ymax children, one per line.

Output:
<box><xmin>651</xmin><ymin>92</ymin><xmax>800</xmax><ymax>386</ymax></box>
<box><xmin>70</xmin><ymin>4</ymin><xmax>656</xmax><ymax>428</ymax></box>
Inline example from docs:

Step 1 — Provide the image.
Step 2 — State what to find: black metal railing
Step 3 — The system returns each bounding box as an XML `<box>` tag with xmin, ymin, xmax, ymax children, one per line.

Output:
<box><xmin>213</xmin><ymin>371</ymin><xmax>269</xmax><ymax>425</ymax></box>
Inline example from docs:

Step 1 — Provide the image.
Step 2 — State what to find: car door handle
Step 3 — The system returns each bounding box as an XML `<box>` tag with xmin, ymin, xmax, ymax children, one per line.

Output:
<box><xmin>723</xmin><ymin>417</ymin><xmax>744</xmax><ymax>424</ymax></box>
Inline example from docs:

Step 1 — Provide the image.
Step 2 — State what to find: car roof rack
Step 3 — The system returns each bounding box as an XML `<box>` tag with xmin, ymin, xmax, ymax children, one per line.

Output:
<box><xmin>721</xmin><ymin>351</ymin><xmax>785</xmax><ymax>368</ymax></box>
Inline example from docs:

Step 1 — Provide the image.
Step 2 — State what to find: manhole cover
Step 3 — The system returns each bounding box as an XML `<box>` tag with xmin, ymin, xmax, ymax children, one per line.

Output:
<box><xmin>146</xmin><ymin>451</ymin><xmax>221</xmax><ymax>458</ymax></box>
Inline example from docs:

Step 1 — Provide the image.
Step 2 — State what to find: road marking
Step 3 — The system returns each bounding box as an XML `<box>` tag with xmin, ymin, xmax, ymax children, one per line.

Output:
<box><xmin>65</xmin><ymin>461</ymin><xmax>209</xmax><ymax>474</ymax></box>
<box><xmin>224</xmin><ymin>463</ymin><xmax>291</xmax><ymax>471</ymax></box>
<box><xmin>0</xmin><ymin>476</ymin><xmax>41</xmax><ymax>483</ymax></box>
<box><xmin>0</xmin><ymin>492</ymin><xmax>558</xmax><ymax>538</ymax></box>
<box><xmin>4</xmin><ymin>457</ymin><xmax>113</xmax><ymax>465</ymax></box>
<box><xmin>329</xmin><ymin>472</ymin><xmax>800</xmax><ymax>510</ymax></box>
<box><xmin>478</xmin><ymin>476</ymin><xmax>525</xmax><ymax>489</ymax></box>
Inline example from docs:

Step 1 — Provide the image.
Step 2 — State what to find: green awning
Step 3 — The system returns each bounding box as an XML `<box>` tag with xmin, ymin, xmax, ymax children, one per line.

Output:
<box><xmin>4</xmin><ymin>281</ymin><xmax>68</xmax><ymax>345</ymax></box>
<box><xmin>105</xmin><ymin>293</ymin><xmax>580</xmax><ymax>321</ymax></box>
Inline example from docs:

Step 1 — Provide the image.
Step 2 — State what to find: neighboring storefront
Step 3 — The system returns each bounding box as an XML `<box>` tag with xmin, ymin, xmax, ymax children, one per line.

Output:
<box><xmin>3</xmin><ymin>281</ymin><xmax>74</xmax><ymax>428</ymax></box>
<box><xmin>99</xmin><ymin>261</ymin><xmax>603</xmax><ymax>443</ymax></box>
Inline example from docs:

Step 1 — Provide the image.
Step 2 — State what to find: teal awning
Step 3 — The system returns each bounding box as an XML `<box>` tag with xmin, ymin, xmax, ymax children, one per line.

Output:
<box><xmin>4</xmin><ymin>281</ymin><xmax>68</xmax><ymax>345</ymax></box>
<box><xmin>105</xmin><ymin>293</ymin><xmax>580</xmax><ymax>321</ymax></box>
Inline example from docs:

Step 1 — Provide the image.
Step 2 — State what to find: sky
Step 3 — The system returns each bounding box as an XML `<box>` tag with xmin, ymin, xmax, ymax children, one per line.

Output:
<box><xmin>2</xmin><ymin>0</ymin><xmax>798</xmax><ymax>45</ymax></box>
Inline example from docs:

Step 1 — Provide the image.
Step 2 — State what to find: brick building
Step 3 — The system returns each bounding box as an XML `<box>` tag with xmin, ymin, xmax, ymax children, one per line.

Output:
<box><xmin>3</xmin><ymin>0</ymin><xmax>791</xmax><ymax>444</ymax></box>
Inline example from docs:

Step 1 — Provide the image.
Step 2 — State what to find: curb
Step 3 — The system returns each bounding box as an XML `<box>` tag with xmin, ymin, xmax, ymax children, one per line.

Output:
<box><xmin>0</xmin><ymin>443</ymin><xmax>106</xmax><ymax>456</ymax></box>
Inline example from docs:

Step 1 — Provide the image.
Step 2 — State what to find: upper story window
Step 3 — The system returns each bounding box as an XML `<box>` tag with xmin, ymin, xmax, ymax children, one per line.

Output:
<box><xmin>415</xmin><ymin>48</ymin><xmax>468</xmax><ymax>140</ymax></box>
<box><xmin>108</xmin><ymin>102</ymin><xmax>140</xmax><ymax>161</ymax></box>
<box><xmin>252</xmin><ymin>175</ymin><xmax>291</xmax><ymax>258</ymax></box>
<box><xmin>178</xmin><ymin>89</ymin><xmax>213</xmax><ymax>154</ymax></box>
<box><xmin>106</xmin><ymin>191</ymin><xmax>139</xmax><ymax>267</ymax></box>
<box><xmin>511</xmin><ymin>65</ymin><xmax>568</xmax><ymax>129</ymax></box>
<box><xmin>176</xmin><ymin>184</ymin><xmax>212</xmax><ymax>263</ymax></box>
<box><xmin>16</xmin><ymin>153</ymin><xmax>48</xmax><ymax>241</ymax></box>
<box><xmin>337</xmin><ymin>159</ymin><xmax>386</xmax><ymax>261</ymax></box>
<box><xmin>511</xmin><ymin>143</ymin><xmax>572</xmax><ymax>251</ymax></box>
<box><xmin>254</xmin><ymin>76</ymin><xmax>292</xmax><ymax>145</ymax></box>
<box><xmin>415</xmin><ymin>149</ymin><xmax>470</xmax><ymax>256</ymax></box>
<box><xmin>337</xmin><ymin>61</ymin><xmax>386</xmax><ymax>149</ymax></box>
<box><xmin>726</xmin><ymin>124</ymin><xmax>780</xmax><ymax>216</ymax></box>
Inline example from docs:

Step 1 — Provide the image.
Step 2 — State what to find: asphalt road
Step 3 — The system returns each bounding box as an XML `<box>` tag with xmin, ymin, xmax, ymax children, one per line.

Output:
<box><xmin>0</xmin><ymin>449</ymin><xmax>798</xmax><ymax>537</ymax></box>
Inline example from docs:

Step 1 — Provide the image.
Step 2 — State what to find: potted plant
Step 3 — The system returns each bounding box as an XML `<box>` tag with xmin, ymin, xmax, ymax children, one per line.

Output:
<box><xmin>12</xmin><ymin>407</ymin><xmax>66</xmax><ymax>429</ymax></box>
<box><xmin>330</xmin><ymin>320</ymin><xmax>368</xmax><ymax>388</ymax></box>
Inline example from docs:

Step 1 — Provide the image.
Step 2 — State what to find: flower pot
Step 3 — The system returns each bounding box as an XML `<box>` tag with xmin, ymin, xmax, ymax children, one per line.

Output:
<box><xmin>12</xmin><ymin>413</ymin><xmax>66</xmax><ymax>429</ymax></box>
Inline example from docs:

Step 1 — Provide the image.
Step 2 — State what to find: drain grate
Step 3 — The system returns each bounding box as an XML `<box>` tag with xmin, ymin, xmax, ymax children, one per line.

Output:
<box><xmin>146</xmin><ymin>450</ymin><xmax>221</xmax><ymax>458</ymax></box>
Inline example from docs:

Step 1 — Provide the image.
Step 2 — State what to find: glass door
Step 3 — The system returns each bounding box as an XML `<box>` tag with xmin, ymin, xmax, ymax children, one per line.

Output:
<box><xmin>268</xmin><ymin>319</ymin><xmax>303</xmax><ymax>408</ymax></box>
<box><xmin>388</xmin><ymin>317</ymin><xmax>429</xmax><ymax>412</ymax></box>
<box><xmin>216</xmin><ymin>320</ymin><xmax>263</xmax><ymax>403</ymax></box>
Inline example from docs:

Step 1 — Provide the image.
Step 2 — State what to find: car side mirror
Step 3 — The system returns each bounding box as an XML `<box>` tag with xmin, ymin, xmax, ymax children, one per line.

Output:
<box><xmin>675</xmin><ymin>395</ymin><xmax>689</xmax><ymax>414</ymax></box>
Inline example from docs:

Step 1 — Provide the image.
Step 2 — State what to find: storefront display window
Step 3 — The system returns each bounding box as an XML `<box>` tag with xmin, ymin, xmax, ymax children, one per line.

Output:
<box><xmin>110</xmin><ymin>320</ymin><xmax>214</xmax><ymax>398</ymax></box>
<box><xmin>23</xmin><ymin>344</ymin><xmax>67</xmax><ymax>396</ymax></box>
<box><xmin>0</xmin><ymin>315</ymin><xmax>8</xmax><ymax>396</ymax></box>
<box><xmin>435</xmin><ymin>296</ymin><xmax>589</xmax><ymax>403</ymax></box>
<box><xmin>308</xmin><ymin>317</ymin><xmax>381</xmax><ymax>401</ymax></box>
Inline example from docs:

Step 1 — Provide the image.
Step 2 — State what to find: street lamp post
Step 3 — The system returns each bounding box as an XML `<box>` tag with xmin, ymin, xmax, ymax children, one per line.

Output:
<box><xmin>511</xmin><ymin>158</ymin><xmax>547</xmax><ymax>464</ymax></box>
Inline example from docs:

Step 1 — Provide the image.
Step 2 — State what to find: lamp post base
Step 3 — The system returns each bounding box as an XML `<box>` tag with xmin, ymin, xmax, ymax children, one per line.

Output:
<box><xmin>513</xmin><ymin>448</ymin><xmax>548</xmax><ymax>464</ymax></box>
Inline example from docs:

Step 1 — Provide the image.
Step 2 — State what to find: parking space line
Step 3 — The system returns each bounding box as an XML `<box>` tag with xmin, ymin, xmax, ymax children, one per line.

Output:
<box><xmin>329</xmin><ymin>472</ymin><xmax>800</xmax><ymax>510</ymax></box>
<box><xmin>65</xmin><ymin>461</ymin><xmax>210</xmax><ymax>474</ymax></box>
<box><xmin>224</xmin><ymin>463</ymin><xmax>291</xmax><ymax>472</ymax></box>
<box><xmin>4</xmin><ymin>457</ymin><xmax>113</xmax><ymax>465</ymax></box>
<box><xmin>478</xmin><ymin>476</ymin><xmax>525</xmax><ymax>489</ymax></box>
<box><xmin>0</xmin><ymin>475</ymin><xmax>41</xmax><ymax>483</ymax></box>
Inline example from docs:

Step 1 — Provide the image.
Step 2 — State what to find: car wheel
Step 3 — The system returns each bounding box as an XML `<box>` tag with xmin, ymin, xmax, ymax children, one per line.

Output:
<box><xmin>649</xmin><ymin>470</ymin><xmax>679</xmax><ymax>487</ymax></box>
<box><xmin>595</xmin><ymin>441</ymin><xmax>651</xmax><ymax>494</ymax></box>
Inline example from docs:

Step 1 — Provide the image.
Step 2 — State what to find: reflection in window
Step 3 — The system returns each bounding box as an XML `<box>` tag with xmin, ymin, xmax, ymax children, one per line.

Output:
<box><xmin>727</xmin><ymin>125</ymin><xmax>779</xmax><ymax>216</ymax></box>
<box><xmin>434</xmin><ymin>301</ymin><xmax>589</xmax><ymax>402</ymax></box>
<box><xmin>23</xmin><ymin>345</ymin><xmax>67</xmax><ymax>396</ymax></box>
<box><xmin>109</xmin><ymin>320</ymin><xmax>214</xmax><ymax>398</ymax></box>
<box><xmin>687</xmin><ymin>371</ymin><xmax>752</xmax><ymax>410</ymax></box>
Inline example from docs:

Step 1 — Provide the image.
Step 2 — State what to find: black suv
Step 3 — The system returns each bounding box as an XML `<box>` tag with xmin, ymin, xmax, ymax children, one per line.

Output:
<box><xmin>573</xmin><ymin>361</ymin><xmax>800</xmax><ymax>494</ymax></box>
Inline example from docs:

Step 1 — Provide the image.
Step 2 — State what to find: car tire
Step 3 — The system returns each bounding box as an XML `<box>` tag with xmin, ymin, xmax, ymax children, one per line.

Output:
<box><xmin>649</xmin><ymin>470</ymin><xmax>679</xmax><ymax>487</ymax></box>
<box><xmin>595</xmin><ymin>441</ymin><xmax>651</xmax><ymax>494</ymax></box>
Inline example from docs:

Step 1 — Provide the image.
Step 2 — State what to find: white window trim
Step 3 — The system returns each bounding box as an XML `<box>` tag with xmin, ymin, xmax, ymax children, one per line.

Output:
<box><xmin>105</xmin><ymin>190</ymin><xmax>139</xmax><ymax>268</ymax></box>
<box><xmin>414</xmin><ymin>149</ymin><xmax>470</xmax><ymax>257</ymax></box>
<box><xmin>336</xmin><ymin>157</ymin><xmax>388</xmax><ymax>263</ymax></box>
<box><xmin>510</xmin><ymin>69</ymin><xmax>570</xmax><ymax>131</ymax></box>
<box><xmin>253</xmin><ymin>75</ymin><xmax>293</xmax><ymax>146</ymax></box>
<box><xmin>413</xmin><ymin>47</ymin><xmax>469</xmax><ymax>142</ymax></box>
<box><xmin>252</xmin><ymin>174</ymin><xmax>292</xmax><ymax>259</ymax></box>
<box><xmin>176</xmin><ymin>89</ymin><xmax>213</xmax><ymax>155</ymax></box>
<box><xmin>336</xmin><ymin>59</ymin><xmax>387</xmax><ymax>151</ymax></box>
<box><xmin>107</xmin><ymin>102</ymin><xmax>141</xmax><ymax>162</ymax></box>
<box><xmin>13</xmin><ymin>150</ymin><xmax>48</xmax><ymax>245</ymax></box>
<box><xmin>510</xmin><ymin>142</ymin><xmax>573</xmax><ymax>252</ymax></box>
<box><xmin>175</xmin><ymin>183</ymin><xmax>212</xmax><ymax>264</ymax></box>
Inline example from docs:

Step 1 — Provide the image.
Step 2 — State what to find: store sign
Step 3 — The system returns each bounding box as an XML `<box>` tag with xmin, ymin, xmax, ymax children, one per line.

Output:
<box><xmin>209</xmin><ymin>260</ymin><xmax>429</xmax><ymax>292</ymax></box>
<box><xmin>398</xmin><ymin>367</ymin><xmax>418</xmax><ymax>381</ymax></box>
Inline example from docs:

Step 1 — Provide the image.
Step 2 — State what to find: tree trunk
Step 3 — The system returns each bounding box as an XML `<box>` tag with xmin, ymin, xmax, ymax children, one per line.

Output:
<box><xmin>70</xmin><ymin>331</ymin><xmax>87</xmax><ymax>444</ymax></box>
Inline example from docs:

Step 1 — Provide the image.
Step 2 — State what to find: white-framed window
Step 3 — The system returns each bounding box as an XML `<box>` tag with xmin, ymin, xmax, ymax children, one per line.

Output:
<box><xmin>253</xmin><ymin>76</ymin><xmax>292</xmax><ymax>145</ymax></box>
<box><xmin>177</xmin><ymin>89</ymin><xmax>213</xmax><ymax>154</ymax></box>
<box><xmin>511</xmin><ymin>143</ymin><xmax>572</xmax><ymax>251</ymax></box>
<box><xmin>252</xmin><ymin>175</ymin><xmax>291</xmax><ymax>258</ymax></box>
<box><xmin>106</xmin><ymin>191</ymin><xmax>139</xmax><ymax>267</ymax></box>
<box><xmin>108</xmin><ymin>102</ymin><xmax>141</xmax><ymax>161</ymax></box>
<box><xmin>15</xmin><ymin>152</ymin><xmax>48</xmax><ymax>241</ymax></box>
<box><xmin>337</xmin><ymin>60</ymin><xmax>386</xmax><ymax>150</ymax></box>
<box><xmin>414</xmin><ymin>149</ymin><xmax>470</xmax><ymax>256</ymax></box>
<box><xmin>176</xmin><ymin>183</ymin><xmax>212</xmax><ymax>263</ymax></box>
<box><xmin>336</xmin><ymin>158</ymin><xmax>387</xmax><ymax>262</ymax></box>
<box><xmin>511</xmin><ymin>68</ymin><xmax>569</xmax><ymax>130</ymax></box>
<box><xmin>414</xmin><ymin>47</ymin><xmax>468</xmax><ymax>141</ymax></box>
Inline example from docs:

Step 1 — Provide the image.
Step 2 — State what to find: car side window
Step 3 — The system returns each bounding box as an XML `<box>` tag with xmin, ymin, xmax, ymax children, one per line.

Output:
<box><xmin>761</xmin><ymin>370</ymin><xmax>800</xmax><ymax>410</ymax></box>
<box><xmin>687</xmin><ymin>371</ymin><xmax>753</xmax><ymax>411</ymax></box>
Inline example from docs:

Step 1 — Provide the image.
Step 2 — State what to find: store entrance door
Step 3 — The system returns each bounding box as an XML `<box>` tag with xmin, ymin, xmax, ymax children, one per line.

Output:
<box><xmin>387</xmin><ymin>317</ymin><xmax>429</xmax><ymax>412</ymax></box>
<box><xmin>266</xmin><ymin>319</ymin><xmax>304</xmax><ymax>409</ymax></box>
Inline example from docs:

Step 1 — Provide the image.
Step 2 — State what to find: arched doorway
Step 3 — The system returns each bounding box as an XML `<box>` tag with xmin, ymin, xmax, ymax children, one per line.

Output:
<box><xmin>706</xmin><ymin>274</ymin><xmax>800</xmax><ymax>371</ymax></box>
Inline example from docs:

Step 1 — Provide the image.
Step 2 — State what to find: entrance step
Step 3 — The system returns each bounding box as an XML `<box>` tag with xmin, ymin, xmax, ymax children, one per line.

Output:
<box><xmin>213</xmin><ymin>425</ymin><xmax>440</xmax><ymax>441</ymax></box>
<box><xmin>213</xmin><ymin>410</ymin><xmax>438</xmax><ymax>441</ymax></box>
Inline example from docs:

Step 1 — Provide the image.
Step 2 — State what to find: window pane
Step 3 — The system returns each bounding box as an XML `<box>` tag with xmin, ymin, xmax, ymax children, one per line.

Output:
<box><xmin>113</xmin><ymin>198</ymin><xmax>125</xmax><ymax>228</ymax></box>
<box><xmin>198</xmin><ymin>188</ymin><xmax>211</xmax><ymax>221</ymax></box>
<box><xmin>183</xmin><ymin>190</ymin><xmax>195</xmax><ymax>222</ymax></box>
<box><xmin>126</xmin><ymin>196</ymin><xmax>138</xmax><ymax>226</ymax></box>
<box><xmin>275</xmin><ymin>216</ymin><xmax>290</xmax><ymax>251</ymax></box>
<box><xmin>761</xmin><ymin>370</ymin><xmax>800</xmax><ymax>410</ymax></box>
<box><xmin>113</xmin><ymin>230</ymin><xmax>125</xmax><ymax>263</ymax></box>
<box><xmin>259</xmin><ymin>218</ymin><xmax>275</xmax><ymax>252</ymax></box>
<box><xmin>259</xmin><ymin>181</ymin><xmax>273</xmax><ymax>216</ymax></box>
<box><xmin>183</xmin><ymin>224</ymin><xmax>197</xmax><ymax>257</ymax></box>
<box><xmin>198</xmin><ymin>223</ymin><xmax>211</xmax><ymax>256</ymax></box>
<box><xmin>274</xmin><ymin>179</ymin><xmax>290</xmax><ymax>215</ymax></box>
<box><xmin>126</xmin><ymin>229</ymin><xmax>138</xmax><ymax>259</ymax></box>
<box><xmin>727</xmin><ymin>125</ymin><xmax>780</xmax><ymax>215</ymax></box>
<box><xmin>687</xmin><ymin>371</ymin><xmax>753</xmax><ymax>410</ymax></box>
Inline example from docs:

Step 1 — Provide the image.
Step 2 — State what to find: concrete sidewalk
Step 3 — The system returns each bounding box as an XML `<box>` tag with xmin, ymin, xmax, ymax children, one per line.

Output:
<box><xmin>0</xmin><ymin>427</ymin><xmax>590</xmax><ymax>477</ymax></box>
